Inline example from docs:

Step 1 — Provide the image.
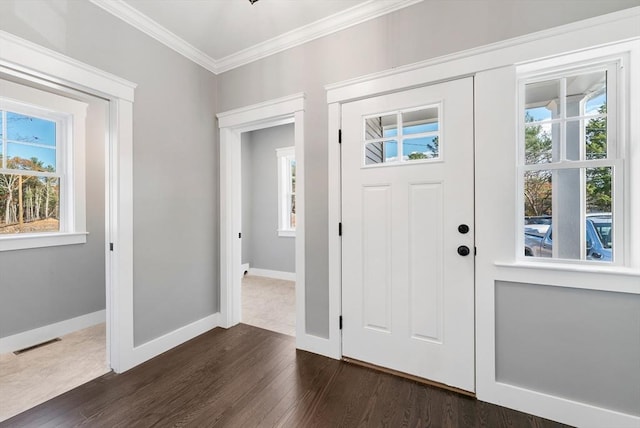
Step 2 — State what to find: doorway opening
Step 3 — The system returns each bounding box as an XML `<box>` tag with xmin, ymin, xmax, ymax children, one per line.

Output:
<box><xmin>0</xmin><ymin>75</ymin><xmax>111</xmax><ymax>421</ymax></box>
<box><xmin>240</xmin><ymin>124</ymin><xmax>296</xmax><ymax>336</ymax></box>
<box><xmin>217</xmin><ymin>93</ymin><xmax>305</xmax><ymax>343</ymax></box>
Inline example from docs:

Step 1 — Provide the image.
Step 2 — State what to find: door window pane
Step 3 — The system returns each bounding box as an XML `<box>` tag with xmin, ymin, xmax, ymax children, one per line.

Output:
<box><xmin>365</xmin><ymin>140</ymin><xmax>397</xmax><ymax>164</ymax></box>
<box><xmin>404</xmin><ymin>136</ymin><xmax>439</xmax><ymax>160</ymax></box>
<box><xmin>402</xmin><ymin>107</ymin><xmax>439</xmax><ymax>134</ymax></box>
<box><xmin>365</xmin><ymin>114</ymin><xmax>397</xmax><ymax>140</ymax></box>
<box><xmin>362</xmin><ymin>105</ymin><xmax>441</xmax><ymax>166</ymax></box>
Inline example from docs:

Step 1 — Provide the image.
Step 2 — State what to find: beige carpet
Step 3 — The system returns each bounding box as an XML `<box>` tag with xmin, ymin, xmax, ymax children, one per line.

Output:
<box><xmin>242</xmin><ymin>274</ymin><xmax>295</xmax><ymax>336</ymax></box>
<box><xmin>0</xmin><ymin>323</ymin><xmax>109</xmax><ymax>422</ymax></box>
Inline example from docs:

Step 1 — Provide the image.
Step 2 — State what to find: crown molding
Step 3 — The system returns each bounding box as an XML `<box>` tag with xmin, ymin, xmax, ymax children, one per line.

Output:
<box><xmin>215</xmin><ymin>0</ymin><xmax>423</xmax><ymax>73</ymax></box>
<box><xmin>325</xmin><ymin>5</ymin><xmax>640</xmax><ymax>103</ymax></box>
<box><xmin>89</xmin><ymin>0</ymin><xmax>219</xmax><ymax>73</ymax></box>
<box><xmin>89</xmin><ymin>0</ymin><xmax>423</xmax><ymax>75</ymax></box>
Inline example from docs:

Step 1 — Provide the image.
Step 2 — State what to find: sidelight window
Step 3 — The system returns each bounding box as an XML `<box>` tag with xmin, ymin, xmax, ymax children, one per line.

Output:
<box><xmin>519</xmin><ymin>61</ymin><xmax>622</xmax><ymax>264</ymax></box>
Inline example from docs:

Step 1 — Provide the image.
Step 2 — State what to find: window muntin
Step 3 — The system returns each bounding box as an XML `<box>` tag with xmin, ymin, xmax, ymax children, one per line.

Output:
<box><xmin>520</xmin><ymin>63</ymin><xmax>621</xmax><ymax>264</ymax></box>
<box><xmin>363</xmin><ymin>105</ymin><xmax>440</xmax><ymax>165</ymax></box>
<box><xmin>277</xmin><ymin>146</ymin><xmax>296</xmax><ymax>237</ymax></box>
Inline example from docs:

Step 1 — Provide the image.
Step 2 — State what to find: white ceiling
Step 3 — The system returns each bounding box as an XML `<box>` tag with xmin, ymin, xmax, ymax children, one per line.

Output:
<box><xmin>89</xmin><ymin>0</ymin><xmax>422</xmax><ymax>74</ymax></box>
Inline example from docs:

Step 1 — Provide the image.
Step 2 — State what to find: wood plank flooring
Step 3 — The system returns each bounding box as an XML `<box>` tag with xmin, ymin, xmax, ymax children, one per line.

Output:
<box><xmin>0</xmin><ymin>324</ymin><xmax>570</xmax><ymax>427</ymax></box>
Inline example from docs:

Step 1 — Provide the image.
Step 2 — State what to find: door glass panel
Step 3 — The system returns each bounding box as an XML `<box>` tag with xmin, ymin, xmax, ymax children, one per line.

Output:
<box><xmin>363</xmin><ymin>106</ymin><xmax>441</xmax><ymax>166</ymax></box>
<box><xmin>404</xmin><ymin>136</ymin><xmax>439</xmax><ymax>160</ymax></box>
<box><xmin>365</xmin><ymin>140</ymin><xmax>397</xmax><ymax>165</ymax></box>
<box><xmin>402</xmin><ymin>107</ymin><xmax>439</xmax><ymax>135</ymax></box>
<box><xmin>365</xmin><ymin>114</ymin><xmax>397</xmax><ymax>140</ymax></box>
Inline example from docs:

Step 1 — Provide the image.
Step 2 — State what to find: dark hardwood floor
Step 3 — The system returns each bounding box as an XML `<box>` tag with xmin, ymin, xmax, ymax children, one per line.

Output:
<box><xmin>1</xmin><ymin>324</ymin><xmax>570</xmax><ymax>427</ymax></box>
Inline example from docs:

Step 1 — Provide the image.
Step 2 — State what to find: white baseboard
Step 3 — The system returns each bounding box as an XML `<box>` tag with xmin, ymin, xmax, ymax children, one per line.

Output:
<box><xmin>0</xmin><ymin>310</ymin><xmax>106</xmax><ymax>354</ymax></box>
<box><xmin>127</xmin><ymin>312</ymin><xmax>222</xmax><ymax>369</ymax></box>
<box><xmin>248</xmin><ymin>268</ymin><xmax>296</xmax><ymax>281</ymax></box>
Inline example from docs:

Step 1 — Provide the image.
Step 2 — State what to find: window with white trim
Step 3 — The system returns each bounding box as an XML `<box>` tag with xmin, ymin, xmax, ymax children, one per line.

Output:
<box><xmin>0</xmin><ymin>79</ymin><xmax>87</xmax><ymax>251</ymax></box>
<box><xmin>519</xmin><ymin>59</ymin><xmax>624</xmax><ymax>264</ymax></box>
<box><xmin>277</xmin><ymin>146</ymin><xmax>296</xmax><ymax>237</ymax></box>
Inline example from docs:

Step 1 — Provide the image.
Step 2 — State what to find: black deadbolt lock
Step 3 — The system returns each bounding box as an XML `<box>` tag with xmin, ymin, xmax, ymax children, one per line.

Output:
<box><xmin>457</xmin><ymin>245</ymin><xmax>471</xmax><ymax>256</ymax></box>
<box><xmin>458</xmin><ymin>224</ymin><xmax>470</xmax><ymax>234</ymax></box>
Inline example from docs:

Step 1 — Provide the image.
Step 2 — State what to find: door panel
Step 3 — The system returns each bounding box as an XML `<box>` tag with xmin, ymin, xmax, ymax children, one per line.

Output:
<box><xmin>341</xmin><ymin>77</ymin><xmax>475</xmax><ymax>392</ymax></box>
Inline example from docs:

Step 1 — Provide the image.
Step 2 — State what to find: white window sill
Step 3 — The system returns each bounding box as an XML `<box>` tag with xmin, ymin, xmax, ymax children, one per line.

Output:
<box><xmin>496</xmin><ymin>259</ymin><xmax>640</xmax><ymax>276</ymax></box>
<box><xmin>278</xmin><ymin>229</ymin><xmax>296</xmax><ymax>238</ymax></box>
<box><xmin>493</xmin><ymin>260</ymin><xmax>640</xmax><ymax>294</ymax></box>
<box><xmin>0</xmin><ymin>232</ymin><xmax>88</xmax><ymax>252</ymax></box>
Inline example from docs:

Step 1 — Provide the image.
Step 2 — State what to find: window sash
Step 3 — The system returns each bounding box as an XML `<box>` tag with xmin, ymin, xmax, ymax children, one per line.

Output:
<box><xmin>517</xmin><ymin>60</ymin><xmax>623</xmax><ymax>266</ymax></box>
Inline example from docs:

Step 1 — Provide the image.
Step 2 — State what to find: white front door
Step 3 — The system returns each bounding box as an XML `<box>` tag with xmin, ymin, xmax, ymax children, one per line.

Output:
<box><xmin>341</xmin><ymin>77</ymin><xmax>475</xmax><ymax>392</ymax></box>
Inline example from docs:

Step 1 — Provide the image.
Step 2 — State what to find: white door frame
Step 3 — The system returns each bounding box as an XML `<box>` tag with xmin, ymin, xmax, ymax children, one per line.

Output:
<box><xmin>0</xmin><ymin>31</ymin><xmax>136</xmax><ymax>373</ymax></box>
<box><xmin>217</xmin><ymin>94</ymin><xmax>306</xmax><ymax>341</ymax></box>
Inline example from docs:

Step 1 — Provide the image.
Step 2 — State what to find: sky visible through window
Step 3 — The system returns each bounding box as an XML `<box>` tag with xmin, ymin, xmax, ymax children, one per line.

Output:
<box><xmin>1</xmin><ymin>111</ymin><xmax>57</xmax><ymax>170</ymax></box>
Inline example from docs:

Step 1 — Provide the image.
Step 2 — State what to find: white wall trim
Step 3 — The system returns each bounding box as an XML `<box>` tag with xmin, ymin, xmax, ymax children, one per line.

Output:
<box><xmin>218</xmin><ymin>93</ymin><xmax>303</xmax><ymax>129</ymax></box>
<box><xmin>0</xmin><ymin>30</ymin><xmax>136</xmax><ymax>101</ymax></box>
<box><xmin>217</xmin><ymin>94</ymin><xmax>323</xmax><ymax>358</ymax></box>
<box><xmin>326</xmin><ymin>8</ymin><xmax>640</xmax><ymax>428</ymax></box>
<box><xmin>248</xmin><ymin>268</ymin><xmax>296</xmax><ymax>282</ymax></box>
<box><xmin>0</xmin><ymin>31</ymin><xmax>136</xmax><ymax>374</ymax></box>
<box><xmin>215</xmin><ymin>0</ymin><xmax>423</xmax><ymax>74</ymax></box>
<box><xmin>89</xmin><ymin>0</ymin><xmax>422</xmax><ymax>75</ymax></box>
<box><xmin>127</xmin><ymin>313</ymin><xmax>222</xmax><ymax>368</ymax></box>
<box><xmin>0</xmin><ymin>310</ymin><xmax>105</xmax><ymax>354</ymax></box>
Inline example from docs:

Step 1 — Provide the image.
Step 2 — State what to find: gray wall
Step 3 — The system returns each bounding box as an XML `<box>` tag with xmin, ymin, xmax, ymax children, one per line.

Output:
<box><xmin>216</xmin><ymin>0</ymin><xmax>640</xmax><ymax>337</ymax></box>
<box><xmin>496</xmin><ymin>281</ymin><xmax>640</xmax><ymax>416</ymax></box>
<box><xmin>241</xmin><ymin>124</ymin><xmax>295</xmax><ymax>273</ymax></box>
<box><xmin>0</xmin><ymin>0</ymin><xmax>219</xmax><ymax>346</ymax></box>
<box><xmin>0</xmin><ymin>88</ymin><xmax>107</xmax><ymax>338</ymax></box>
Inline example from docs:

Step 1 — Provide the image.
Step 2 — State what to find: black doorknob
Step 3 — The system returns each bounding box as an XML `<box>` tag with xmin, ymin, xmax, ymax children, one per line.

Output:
<box><xmin>457</xmin><ymin>245</ymin><xmax>470</xmax><ymax>256</ymax></box>
<box><xmin>458</xmin><ymin>224</ymin><xmax>469</xmax><ymax>234</ymax></box>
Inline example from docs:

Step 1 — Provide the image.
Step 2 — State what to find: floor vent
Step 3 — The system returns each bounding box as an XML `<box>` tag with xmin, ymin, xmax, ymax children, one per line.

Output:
<box><xmin>13</xmin><ymin>338</ymin><xmax>61</xmax><ymax>355</ymax></box>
